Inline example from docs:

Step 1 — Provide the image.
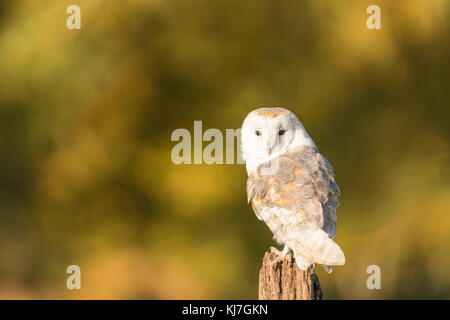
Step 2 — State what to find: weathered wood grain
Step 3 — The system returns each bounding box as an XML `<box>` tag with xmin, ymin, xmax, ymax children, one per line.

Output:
<box><xmin>259</xmin><ymin>251</ymin><xmax>322</xmax><ymax>300</ymax></box>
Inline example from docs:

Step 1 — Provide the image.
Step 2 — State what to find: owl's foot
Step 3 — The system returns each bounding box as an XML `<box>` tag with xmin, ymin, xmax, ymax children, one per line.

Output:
<box><xmin>270</xmin><ymin>245</ymin><xmax>291</xmax><ymax>266</ymax></box>
<box><xmin>293</xmin><ymin>255</ymin><xmax>313</xmax><ymax>271</ymax></box>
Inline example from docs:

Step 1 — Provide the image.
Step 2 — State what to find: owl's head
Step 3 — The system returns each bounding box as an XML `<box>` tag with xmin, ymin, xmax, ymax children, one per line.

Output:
<box><xmin>241</xmin><ymin>107</ymin><xmax>316</xmax><ymax>173</ymax></box>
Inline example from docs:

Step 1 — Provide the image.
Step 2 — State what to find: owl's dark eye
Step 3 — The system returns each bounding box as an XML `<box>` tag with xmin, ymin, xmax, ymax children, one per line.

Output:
<box><xmin>278</xmin><ymin>130</ymin><xmax>286</xmax><ymax>136</ymax></box>
<box><xmin>255</xmin><ymin>131</ymin><xmax>261</xmax><ymax>136</ymax></box>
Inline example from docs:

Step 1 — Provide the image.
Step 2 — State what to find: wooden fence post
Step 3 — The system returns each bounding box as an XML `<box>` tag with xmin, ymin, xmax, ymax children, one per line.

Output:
<box><xmin>258</xmin><ymin>251</ymin><xmax>323</xmax><ymax>300</ymax></box>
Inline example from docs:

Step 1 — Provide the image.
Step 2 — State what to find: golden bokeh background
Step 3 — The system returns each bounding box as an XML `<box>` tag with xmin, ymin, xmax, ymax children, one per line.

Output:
<box><xmin>0</xmin><ymin>0</ymin><xmax>449</xmax><ymax>299</ymax></box>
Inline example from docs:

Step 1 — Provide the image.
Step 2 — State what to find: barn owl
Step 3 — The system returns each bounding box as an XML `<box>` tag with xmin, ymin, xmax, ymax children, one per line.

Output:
<box><xmin>241</xmin><ymin>107</ymin><xmax>345</xmax><ymax>273</ymax></box>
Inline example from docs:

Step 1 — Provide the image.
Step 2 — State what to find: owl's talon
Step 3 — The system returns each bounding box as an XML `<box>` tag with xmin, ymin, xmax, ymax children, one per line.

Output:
<box><xmin>270</xmin><ymin>245</ymin><xmax>290</xmax><ymax>267</ymax></box>
<box><xmin>270</xmin><ymin>246</ymin><xmax>281</xmax><ymax>254</ymax></box>
<box><xmin>294</xmin><ymin>255</ymin><xmax>313</xmax><ymax>271</ymax></box>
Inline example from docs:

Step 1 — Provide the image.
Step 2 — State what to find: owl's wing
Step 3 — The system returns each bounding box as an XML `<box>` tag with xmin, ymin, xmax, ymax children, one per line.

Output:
<box><xmin>246</xmin><ymin>172</ymin><xmax>269</xmax><ymax>221</ymax></box>
<box><xmin>246</xmin><ymin>146</ymin><xmax>344</xmax><ymax>266</ymax></box>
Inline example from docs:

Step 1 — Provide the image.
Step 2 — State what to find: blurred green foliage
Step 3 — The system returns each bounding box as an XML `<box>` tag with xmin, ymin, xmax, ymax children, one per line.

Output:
<box><xmin>0</xmin><ymin>0</ymin><xmax>449</xmax><ymax>299</ymax></box>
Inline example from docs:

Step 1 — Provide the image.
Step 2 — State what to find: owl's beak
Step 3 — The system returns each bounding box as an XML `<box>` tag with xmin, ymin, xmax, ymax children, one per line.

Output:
<box><xmin>267</xmin><ymin>145</ymin><xmax>271</xmax><ymax>157</ymax></box>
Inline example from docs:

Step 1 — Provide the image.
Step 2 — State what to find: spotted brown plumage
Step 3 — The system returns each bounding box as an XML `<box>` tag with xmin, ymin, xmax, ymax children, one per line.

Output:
<box><xmin>246</xmin><ymin>145</ymin><xmax>344</xmax><ymax>270</ymax></box>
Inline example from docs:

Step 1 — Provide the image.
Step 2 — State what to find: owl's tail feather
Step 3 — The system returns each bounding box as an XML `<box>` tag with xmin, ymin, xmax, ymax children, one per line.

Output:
<box><xmin>287</xmin><ymin>229</ymin><xmax>345</xmax><ymax>267</ymax></box>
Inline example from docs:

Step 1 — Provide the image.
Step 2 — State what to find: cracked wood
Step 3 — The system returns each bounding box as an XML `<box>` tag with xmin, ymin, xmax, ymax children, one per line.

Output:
<box><xmin>258</xmin><ymin>251</ymin><xmax>323</xmax><ymax>300</ymax></box>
